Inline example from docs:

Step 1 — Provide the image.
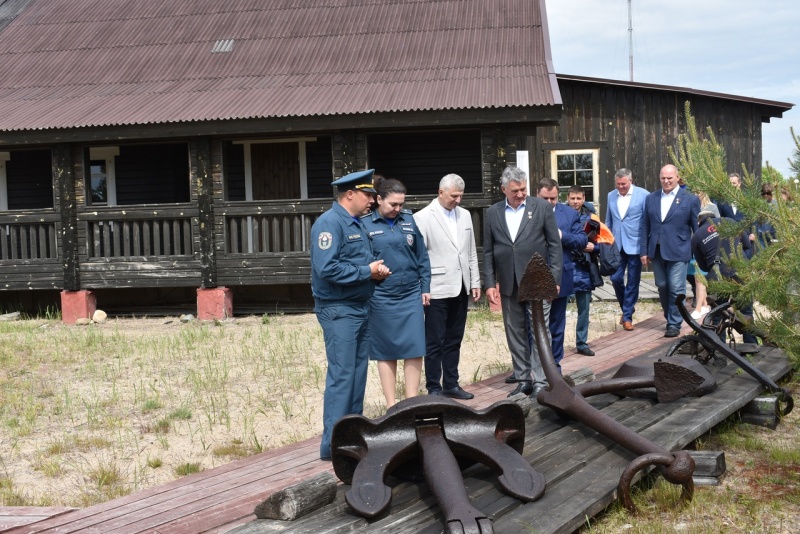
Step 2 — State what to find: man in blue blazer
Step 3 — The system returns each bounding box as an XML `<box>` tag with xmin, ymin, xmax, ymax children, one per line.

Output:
<box><xmin>640</xmin><ymin>165</ymin><xmax>700</xmax><ymax>337</ymax></box>
<box><xmin>605</xmin><ymin>168</ymin><xmax>649</xmax><ymax>331</ymax></box>
<box><xmin>537</xmin><ymin>178</ymin><xmax>587</xmax><ymax>369</ymax></box>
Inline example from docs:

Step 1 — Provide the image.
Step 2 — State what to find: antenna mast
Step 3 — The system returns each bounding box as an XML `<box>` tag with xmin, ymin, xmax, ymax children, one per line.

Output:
<box><xmin>628</xmin><ymin>0</ymin><xmax>634</xmax><ymax>81</ymax></box>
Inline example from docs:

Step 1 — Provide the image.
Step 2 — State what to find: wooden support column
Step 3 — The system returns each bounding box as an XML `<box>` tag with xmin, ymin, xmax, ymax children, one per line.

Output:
<box><xmin>54</xmin><ymin>144</ymin><xmax>79</xmax><ymax>291</ymax></box>
<box><xmin>194</xmin><ymin>137</ymin><xmax>217</xmax><ymax>288</ymax></box>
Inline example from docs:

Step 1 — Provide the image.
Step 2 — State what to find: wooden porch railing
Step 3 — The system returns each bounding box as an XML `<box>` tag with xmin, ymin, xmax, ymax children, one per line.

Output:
<box><xmin>0</xmin><ymin>213</ymin><xmax>59</xmax><ymax>260</ymax></box>
<box><xmin>80</xmin><ymin>208</ymin><xmax>194</xmax><ymax>258</ymax></box>
<box><xmin>222</xmin><ymin>195</ymin><xmax>490</xmax><ymax>255</ymax></box>
<box><xmin>222</xmin><ymin>200</ymin><xmax>329</xmax><ymax>254</ymax></box>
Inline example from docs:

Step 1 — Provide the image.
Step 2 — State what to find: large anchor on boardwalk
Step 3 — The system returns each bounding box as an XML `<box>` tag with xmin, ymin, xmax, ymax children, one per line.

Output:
<box><xmin>672</xmin><ymin>294</ymin><xmax>793</xmax><ymax>416</ymax></box>
<box><xmin>519</xmin><ymin>253</ymin><xmax>700</xmax><ymax>512</ymax></box>
<box><xmin>331</xmin><ymin>396</ymin><xmax>545</xmax><ymax>533</ymax></box>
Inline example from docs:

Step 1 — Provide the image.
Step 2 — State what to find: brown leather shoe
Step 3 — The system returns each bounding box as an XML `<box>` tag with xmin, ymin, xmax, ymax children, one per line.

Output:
<box><xmin>622</xmin><ymin>321</ymin><xmax>634</xmax><ymax>331</ymax></box>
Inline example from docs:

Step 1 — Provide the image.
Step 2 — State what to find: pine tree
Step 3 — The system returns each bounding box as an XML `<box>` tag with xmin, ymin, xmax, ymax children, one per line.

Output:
<box><xmin>670</xmin><ymin>102</ymin><xmax>800</xmax><ymax>364</ymax></box>
<box><xmin>789</xmin><ymin>126</ymin><xmax>800</xmax><ymax>180</ymax></box>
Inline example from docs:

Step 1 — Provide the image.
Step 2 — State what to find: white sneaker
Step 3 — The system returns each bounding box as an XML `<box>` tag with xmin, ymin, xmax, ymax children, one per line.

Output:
<box><xmin>691</xmin><ymin>310</ymin><xmax>703</xmax><ymax>320</ymax></box>
<box><xmin>700</xmin><ymin>306</ymin><xmax>710</xmax><ymax>316</ymax></box>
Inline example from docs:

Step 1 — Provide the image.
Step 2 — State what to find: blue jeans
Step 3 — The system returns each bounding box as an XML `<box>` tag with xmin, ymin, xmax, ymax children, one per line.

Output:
<box><xmin>316</xmin><ymin>302</ymin><xmax>370</xmax><ymax>459</ymax></box>
<box><xmin>610</xmin><ymin>250</ymin><xmax>642</xmax><ymax>322</ymax></box>
<box><xmin>651</xmin><ymin>255</ymin><xmax>688</xmax><ymax>329</ymax></box>
<box><xmin>575</xmin><ymin>290</ymin><xmax>592</xmax><ymax>349</ymax></box>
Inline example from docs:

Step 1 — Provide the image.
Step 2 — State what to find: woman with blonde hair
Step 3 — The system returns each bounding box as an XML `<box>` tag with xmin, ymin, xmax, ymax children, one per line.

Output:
<box><xmin>689</xmin><ymin>191</ymin><xmax>718</xmax><ymax>319</ymax></box>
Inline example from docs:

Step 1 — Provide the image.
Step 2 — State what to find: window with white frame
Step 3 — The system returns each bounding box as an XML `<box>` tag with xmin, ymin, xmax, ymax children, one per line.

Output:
<box><xmin>550</xmin><ymin>148</ymin><xmax>599</xmax><ymax>206</ymax></box>
<box><xmin>88</xmin><ymin>146</ymin><xmax>119</xmax><ymax>206</ymax></box>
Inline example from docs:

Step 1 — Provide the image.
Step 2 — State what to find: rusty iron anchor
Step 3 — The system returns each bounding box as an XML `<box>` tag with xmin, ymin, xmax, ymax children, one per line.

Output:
<box><xmin>674</xmin><ymin>294</ymin><xmax>793</xmax><ymax>416</ymax></box>
<box><xmin>519</xmin><ymin>253</ymin><xmax>697</xmax><ymax>512</ymax></box>
<box><xmin>331</xmin><ymin>395</ymin><xmax>545</xmax><ymax>533</ymax></box>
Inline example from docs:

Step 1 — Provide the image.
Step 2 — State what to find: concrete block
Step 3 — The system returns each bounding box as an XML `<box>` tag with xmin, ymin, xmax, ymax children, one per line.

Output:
<box><xmin>61</xmin><ymin>290</ymin><xmax>96</xmax><ymax>325</ymax></box>
<box><xmin>197</xmin><ymin>287</ymin><xmax>233</xmax><ymax>320</ymax></box>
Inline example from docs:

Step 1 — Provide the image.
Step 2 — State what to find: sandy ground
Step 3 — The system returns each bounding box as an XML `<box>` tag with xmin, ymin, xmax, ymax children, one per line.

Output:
<box><xmin>1</xmin><ymin>300</ymin><xmax>662</xmax><ymax>506</ymax></box>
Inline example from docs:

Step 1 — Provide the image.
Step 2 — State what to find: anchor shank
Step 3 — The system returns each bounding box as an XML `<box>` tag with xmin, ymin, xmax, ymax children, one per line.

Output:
<box><xmin>416</xmin><ymin>422</ymin><xmax>492</xmax><ymax>534</ymax></box>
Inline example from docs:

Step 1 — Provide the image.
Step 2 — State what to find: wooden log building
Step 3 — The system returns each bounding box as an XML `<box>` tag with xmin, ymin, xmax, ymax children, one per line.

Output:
<box><xmin>0</xmin><ymin>0</ymin><xmax>791</xmax><ymax>318</ymax></box>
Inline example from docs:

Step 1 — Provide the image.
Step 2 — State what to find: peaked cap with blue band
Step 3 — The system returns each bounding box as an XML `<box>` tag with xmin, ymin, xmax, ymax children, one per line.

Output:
<box><xmin>332</xmin><ymin>169</ymin><xmax>376</xmax><ymax>193</ymax></box>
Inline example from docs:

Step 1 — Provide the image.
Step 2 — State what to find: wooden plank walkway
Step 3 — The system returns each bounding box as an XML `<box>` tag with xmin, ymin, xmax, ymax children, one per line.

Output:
<box><xmin>2</xmin><ymin>309</ymin><xmax>786</xmax><ymax>534</ymax></box>
<box><xmin>232</xmin><ymin>348</ymin><xmax>790</xmax><ymax>534</ymax></box>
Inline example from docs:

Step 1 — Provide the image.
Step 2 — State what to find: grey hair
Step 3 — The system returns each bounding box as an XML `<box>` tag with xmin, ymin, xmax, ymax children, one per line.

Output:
<box><xmin>615</xmin><ymin>168</ymin><xmax>632</xmax><ymax>181</ymax></box>
<box><xmin>501</xmin><ymin>166</ymin><xmax>527</xmax><ymax>188</ymax></box>
<box><xmin>439</xmin><ymin>173</ymin><xmax>465</xmax><ymax>191</ymax></box>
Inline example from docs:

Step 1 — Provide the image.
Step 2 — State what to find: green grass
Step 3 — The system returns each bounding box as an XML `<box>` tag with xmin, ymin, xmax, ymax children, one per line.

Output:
<box><xmin>582</xmin><ymin>375</ymin><xmax>800</xmax><ymax>533</ymax></box>
<box><xmin>174</xmin><ymin>462</ymin><xmax>202</xmax><ymax>477</ymax></box>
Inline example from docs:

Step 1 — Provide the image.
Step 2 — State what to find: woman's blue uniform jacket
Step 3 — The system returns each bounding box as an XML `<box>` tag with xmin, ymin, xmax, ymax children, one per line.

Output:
<box><xmin>361</xmin><ymin>209</ymin><xmax>431</xmax><ymax>296</ymax></box>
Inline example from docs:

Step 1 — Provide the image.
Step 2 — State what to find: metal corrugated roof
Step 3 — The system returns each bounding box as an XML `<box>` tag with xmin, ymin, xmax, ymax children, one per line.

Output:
<box><xmin>0</xmin><ymin>0</ymin><xmax>561</xmax><ymax>132</ymax></box>
<box><xmin>556</xmin><ymin>74</ymin><xmax>793</xmax><ymax>116</ymax></box>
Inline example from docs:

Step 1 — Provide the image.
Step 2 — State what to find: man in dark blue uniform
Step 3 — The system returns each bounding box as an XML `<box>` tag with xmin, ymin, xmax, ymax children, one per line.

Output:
<box><xmin>691</xmin><ymin>211</ymin><xmax>758</xmax><ymax>344</ymax></box>
<box><xmin>311</xmin><ymin>169</ymin><xmax>391</xmax><ymax>461</ymax></box>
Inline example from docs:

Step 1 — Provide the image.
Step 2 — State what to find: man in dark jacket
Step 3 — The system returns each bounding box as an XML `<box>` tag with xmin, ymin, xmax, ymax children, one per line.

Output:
<box><xmin>567</xmin><ymin>185</ymin><xmax>600</xmax><ymax>356</ymax></box>
<box><xmin>691</xmin><ymin>211</ymin><xmax>758</xmax><ymax>344</ymax></box>
<box><xmin>484</xmin><ymin>167</ymin><xmax>562</xmax><ymax>398</ymax></box>
<box><xmin>538</xmin><ymin>178</ymin><xmax>587</xmax><ymax>369</ymax></box>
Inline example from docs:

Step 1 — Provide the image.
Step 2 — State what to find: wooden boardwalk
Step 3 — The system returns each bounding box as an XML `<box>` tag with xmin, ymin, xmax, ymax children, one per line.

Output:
<box><xmin>1</xmin><ymin>311</ymin><xmax>788</xmax><ymax>534</ymax></box>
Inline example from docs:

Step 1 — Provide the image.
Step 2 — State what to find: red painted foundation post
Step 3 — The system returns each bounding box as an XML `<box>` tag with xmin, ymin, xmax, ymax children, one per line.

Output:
<box><xmin>60</xmin><ymin>290</ymin><xmax>97</xmax><ymax>324</ymax></box>
<box><xmin>197</xmin><ymin>287</ymin><xmax>233</xmax><ymax>320</ymax></box>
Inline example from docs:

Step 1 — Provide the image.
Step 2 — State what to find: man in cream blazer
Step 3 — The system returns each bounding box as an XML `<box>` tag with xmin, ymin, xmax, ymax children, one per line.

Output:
<box><xmin>414</xmin><ymin>174</ymin><xmax>481</xmax><ymax>400</ymax></box>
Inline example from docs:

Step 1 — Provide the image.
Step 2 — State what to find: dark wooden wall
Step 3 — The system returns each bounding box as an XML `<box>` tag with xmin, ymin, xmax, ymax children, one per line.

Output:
<box><xmin>525</xmin><ymin>79</ymin><xmax>766</xmax><ymax>219</ymax></box>
<box><xmin>0</xmin><ymin>81</ymin><xmax>782</xmax><ymax>302</ymax></box>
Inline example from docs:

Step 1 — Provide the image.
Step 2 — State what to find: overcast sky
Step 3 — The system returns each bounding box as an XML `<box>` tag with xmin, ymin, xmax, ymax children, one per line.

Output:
<box><xmin>545</xmin><ymin>0</ymin><xmax>799</xmax><ymax>179</ymax></box>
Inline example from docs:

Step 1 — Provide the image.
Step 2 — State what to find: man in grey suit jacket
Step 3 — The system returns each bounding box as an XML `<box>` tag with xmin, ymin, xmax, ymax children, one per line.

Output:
<box><xmin>484</xmin><ymin>167</ymin><xmax>562</xmax><ymax>398</ymax></box>
<box><xmin>605</xmin><ymin>168</ymin><xmax>649</xmax><ymax>331</ymax></box>
<box><xmin>414</xmin><ymin>174</ymin><xmax>481</xmax><ymax>400</ymax></box>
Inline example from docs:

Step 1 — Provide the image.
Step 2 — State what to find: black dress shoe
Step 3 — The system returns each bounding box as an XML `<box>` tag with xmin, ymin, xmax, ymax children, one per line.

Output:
<box><xmin>504</xmin><ymin>374</ymin><xmax>518</xmax><ymax>384</ymax></box>
<box><xmin>664</xmin><ymin>327</ymin><xmax>680</xmax><ymax>338</ymax></box>
<box><xmin>576</xmin><ymin>347</ymin><xmax>595</xmax><ymax>356</ymax></box>
<box><xmin>507</xmin><ymin>381</ymin><xmax>533</xmax><ymax>397</ymax></box>
<box><xmin>530</xmin><ymin>384</ymin><xmax>546</xmax><ymax>399</ymax></box>
<box><xmin>428</xmin><ymin>390</ymin><xmax>444</xmax><ymax>396</ymax></box>
<box><xmin>442</xmin><ymin>386</ymin><xmax>474</xmax><ymax>400</ymax></box>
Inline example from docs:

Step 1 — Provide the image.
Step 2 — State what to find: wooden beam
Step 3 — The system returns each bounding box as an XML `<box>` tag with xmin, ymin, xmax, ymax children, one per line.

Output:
<box><xmin>54</xmin><ymin>144</ymin><xmax>79</xmax><ymax>290</ymax></box>
<box><xmin>192</xmin><ymin>137</ymin><xmax>216</xmax><ymax>288</ymax></box>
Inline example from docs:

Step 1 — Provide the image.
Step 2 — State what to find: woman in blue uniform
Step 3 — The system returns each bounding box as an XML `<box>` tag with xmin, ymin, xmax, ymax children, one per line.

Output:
<box><xmin>362</xmin><ymin>176</ymin><xmax>431</xmax><ymax>408</ymax></box>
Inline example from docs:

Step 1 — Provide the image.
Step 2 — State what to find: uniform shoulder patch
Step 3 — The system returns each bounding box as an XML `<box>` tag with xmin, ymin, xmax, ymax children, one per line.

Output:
<box><xmin>318</xmin><ymin>231</ymin><xmax>333</xmax><ymax>250</ymax></box>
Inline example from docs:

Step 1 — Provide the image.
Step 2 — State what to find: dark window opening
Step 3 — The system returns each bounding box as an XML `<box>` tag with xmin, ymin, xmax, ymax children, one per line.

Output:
<box><xmin>114</xmin><ymin>143</ymin><xmax>189</xmax><ymax>205</ymax></box>
<box><xmin>367</xmin><ymin>130</ymin><xmax>482</xmax><ymax>195</ymax></box>
<box><xmin>5</xmin><ymin>149</ymin><xmax>54</xmax><ymax>210</ymax></box>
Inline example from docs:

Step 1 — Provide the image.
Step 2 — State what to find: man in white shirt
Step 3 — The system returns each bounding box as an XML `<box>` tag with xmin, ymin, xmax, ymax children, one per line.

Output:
<box><xmin>483</xmin><ymin>167</ymin><xmax>562</xmax><ymax>399</ymax></box>
<box><xmin>641</xmin><ymin>165</ymin><xmax>700</xmax><ymax>337</ymax></box>
<box><xmin>605</xmin><ymin>168</ymin><xmax>648</xmax><ymax>331</ymax></box>
<box><xmin>414</xmin><ymin>174</ymin><xmax>481</xmax><ymax>400</ymax></box>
